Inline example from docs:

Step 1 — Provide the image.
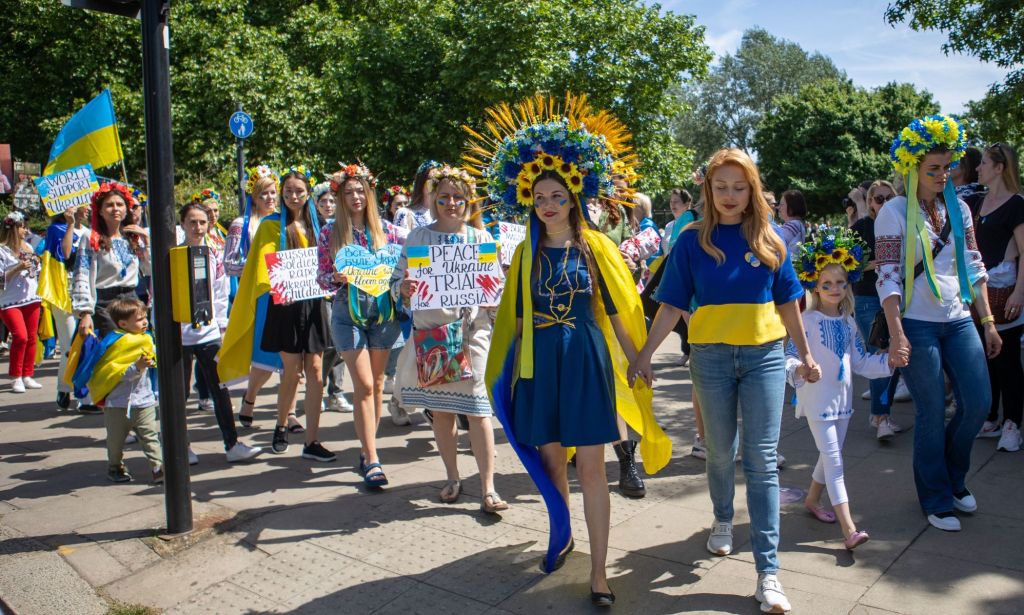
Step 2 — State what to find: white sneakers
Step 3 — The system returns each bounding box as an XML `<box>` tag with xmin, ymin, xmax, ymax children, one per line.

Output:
<box><xmin>870</xmin><ymin>415</ymin><xmax>901</xmax><ymax>441</ymax></box>
<box><xmin>953</xmin><ymin>489</ymin><xmax>977</xmax><ymax>513</ymax></box>
<box><xmin>893</xmin><ymin>379</ymin><xmax>912</xmax><ymax>402</ymax></box>
<box><xmin>755</xmin><ymin>573</ymin><xmax>792</xmax><ymax>613</ymax></box>
<box><xmin>997</xmin><ymin>421</ymin><xmax>1021</xmax><ymax>452</ymax></box>
<box><xmin>10</xmin><ymin>378</ymin><xmax>25</xmax><ymax>393</ymax></box>
<box><xmin>706</xmin><ymin>520</ymin><xmax>733</xmax><ymax>556</ymax></box>
<box><xmin>383</xmin><ymin>376</ymin><xmax>395</xmax><ymax>395</ymax></box>
<box><xmin>327</xmin><ymin>394</ymin><xmax>353</xmax><ymax>412</ymax></box>
<box><xmin>691</xmin><ymin>435</ymin><xmax>707</xmax><ymax>460</ymax></box>
<box><xmin>977</xmin><ymin>420</ymin><xmax>1002</xmax><ymax>438</ymax></box>
<box><xmin>187</xmin><ymin>447</ymin><xmax>199</xmax><ymax>466</ymax></box>
<box><xmin>388</xmin><ymin>397</ymin><xmax>411</xmax><ymax>426</ymax></box>
<box><xmin>927</xmin><ymin>513</ymin><xmax>962</xmax><ymax>532</ymax></box>
<box><xmin>226</xmin><ymin>442</ymin><xmax>262</xmax><ymax>463</ymax></box>
<box><xmin>197</xmin><ymin>398</ymin><xmax>214</xmax><ymax>412</ymax></box>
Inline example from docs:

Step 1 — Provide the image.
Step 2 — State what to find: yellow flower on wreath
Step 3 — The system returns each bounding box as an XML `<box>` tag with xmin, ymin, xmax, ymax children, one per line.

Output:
<box><xmin>830</xmin><ymin>247</ymin><xmax>848</xmax><ymax>264</ymax></box>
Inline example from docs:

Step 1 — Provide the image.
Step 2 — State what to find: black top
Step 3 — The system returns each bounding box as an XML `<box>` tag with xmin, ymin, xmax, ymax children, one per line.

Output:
<box><xmin>850</xmin><ymin>216</ymin><xmax>878</xmax><ymax>296</ymax></box>
<box><xmin>967</xmin><ymin>193</ymin><xmax>1024</xmax><ymax>270</ymax></box>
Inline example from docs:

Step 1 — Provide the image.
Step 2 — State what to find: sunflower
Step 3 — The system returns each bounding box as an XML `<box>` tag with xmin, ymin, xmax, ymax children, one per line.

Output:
<box><xmin>566</xmin><ymin>168</ymin><xmax>585</xmax><ymax>193</ymax></box>
<box><xmin>518</xmin><ymin>185</ymin><xmax>534</xmax><ymax>206</ymax></box>
<box><xmin>539</xmin><ymin>153</ymin><xmax>559</xmax><ymax>170</ymax></box>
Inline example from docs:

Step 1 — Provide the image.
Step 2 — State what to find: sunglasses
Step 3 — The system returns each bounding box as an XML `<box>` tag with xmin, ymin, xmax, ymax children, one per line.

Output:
<box><xmin>990</xmin><ymin>142</ymin><xmax>1008</xmax><ymax>164</ymax></box>
<box><xmin>872</xmin><ymin>194</ymin><xmax>892</xmax><ymax>205</ymax></box>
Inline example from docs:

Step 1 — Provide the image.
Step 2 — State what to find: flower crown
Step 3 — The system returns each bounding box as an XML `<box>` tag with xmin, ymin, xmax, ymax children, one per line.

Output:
<box><xmin>279</xmin><ymin>165</ymin><xmax>317</xmax><ymax>189</ymax></box>
<box><xmin>427</xmin><ymin>164</ymin><xmax>476</xmax><ymax>193</ymax></box>
<box><xmin>311</xmin><ymin>182</ymin><xmax>333</xmax><ymax>202</ymax></box>
<box><xmin>463</xmin><ymin>93</ymin><xmax>639</xmax><ymax>218</ymax></box>
<box><xmin>132</xmin><ymin>187</ymin><xmax>148</xmax><ymax>207</ymax></box>
<box><xmin>3</xmin><ymin>211</ymin><xmax>25</xmax><ymax>228</ymax></box>
<box><xmin>245</xmin><ymin>165</ymin><xmax>279</xmax><ymax>195</ymax></box>
<box><xmin>792</xmin><ymin>225</ymin><xmax>871</xmax><ymax>289</ymax></box>
<box><xmin>417</xmin><ymin>160</ymin><xmax>442</xmax><ymax>175</ymax></box>
<box><xmin>191</xmin><ymin>188</ymin><xmax>220</xmax><ymax>205</ymax></box>
<box><xmin>329</xmin><ymin>162</ymin><xmax>377</xmax><ymax>192</ymax></box>
<box><xmin>381</xmin><ymin>184</ymin><xmax>410</xmax><ymax>205</ymax></box>
<box><xmin>890</xmin><ymin>114</ymin><xmax>968</xmax><ymax>176</ymax></box>
<box><xmin>91</xmin><ymin>181</ymin><xmax>138</xmax><ymax>210</ymax></box>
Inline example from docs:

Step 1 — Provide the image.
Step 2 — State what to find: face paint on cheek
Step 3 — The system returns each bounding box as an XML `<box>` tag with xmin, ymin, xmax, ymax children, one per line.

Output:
<box><xmin>559</xmin><ymin>199</ymin><xmax>567</xmax><ymax>207</ymax></box>
<box><xmin>925</xmin><ymin>171</ymin><xmax>937</xmax><ymax>178</ymax></box>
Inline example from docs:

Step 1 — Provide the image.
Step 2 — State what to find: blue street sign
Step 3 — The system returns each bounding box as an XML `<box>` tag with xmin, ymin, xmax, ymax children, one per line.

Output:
<box><xmin>229</xmin><ymin>111</ymin><xmax>253</xmax><ymax>139</ymax></box>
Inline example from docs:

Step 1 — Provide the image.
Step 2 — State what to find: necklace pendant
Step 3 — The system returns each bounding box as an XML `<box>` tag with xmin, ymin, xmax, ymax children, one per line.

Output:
<box><xmin>745</xmin><ymin>251</ymin><xmax>761</xmax><ymax>267</ymax></box>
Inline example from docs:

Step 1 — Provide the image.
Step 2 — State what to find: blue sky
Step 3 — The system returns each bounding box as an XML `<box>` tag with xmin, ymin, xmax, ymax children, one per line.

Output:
<box><xmin>656</xmin><ymin>0</ymin><xmax>1009</xmax><ymax>112</ymax></box>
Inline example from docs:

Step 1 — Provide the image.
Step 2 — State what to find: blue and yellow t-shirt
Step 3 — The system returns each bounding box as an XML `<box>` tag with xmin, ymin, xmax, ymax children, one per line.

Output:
<box><xmin>654</xmin><ymin>223</ymin><xmax>802</xmax><ymax>345</ymax></box>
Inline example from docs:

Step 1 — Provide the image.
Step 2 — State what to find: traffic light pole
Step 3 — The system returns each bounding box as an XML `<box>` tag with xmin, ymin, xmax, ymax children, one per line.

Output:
<box><xmin>141</xmin><ymin>0</ymin><xmax>191</xmax><ymax>534</ymax></box>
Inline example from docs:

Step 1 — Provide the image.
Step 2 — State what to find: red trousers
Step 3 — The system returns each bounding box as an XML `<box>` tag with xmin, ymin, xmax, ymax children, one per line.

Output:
<box><xmin>1</xmin><ymin>302</ymin><xmax>40</xmax><ymax>378</ymax></box>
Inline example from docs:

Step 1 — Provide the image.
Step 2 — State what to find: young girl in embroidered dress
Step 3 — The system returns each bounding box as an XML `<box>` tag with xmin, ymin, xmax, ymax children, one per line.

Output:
<box><xmin>788</xmin><ymin>228</ymin><xmax>907</xmax><ymax>549</ymax></box>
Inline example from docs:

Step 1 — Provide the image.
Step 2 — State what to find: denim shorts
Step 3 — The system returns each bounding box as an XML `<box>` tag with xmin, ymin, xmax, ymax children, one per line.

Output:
<box><xmin>331</xmin><ymin>294</ymin><xmax>402</xmax><ymax>352</ymax></box>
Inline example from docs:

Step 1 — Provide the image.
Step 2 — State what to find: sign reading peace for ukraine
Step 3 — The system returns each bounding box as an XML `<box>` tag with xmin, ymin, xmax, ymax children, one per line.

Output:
<box><xmin>406</xmin><ymin>242</ymin><xmax>502</xmax><ymax>310</ymax></box>
<box><xmin>34</xmin><ymin>164</ymin><xmax>99</xmax><ymax>217</ymax></box>
<box><xmin>334</xmin><ymin>243</ymin><xmax>403</xmax><ymax>298</ymax></box>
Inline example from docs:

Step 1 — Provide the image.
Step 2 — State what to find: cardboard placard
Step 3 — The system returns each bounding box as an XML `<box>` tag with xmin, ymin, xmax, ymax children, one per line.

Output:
<box><xmin>406</xmin><ymin>242</ymin><xmax>502</xmax><ymax>310</ymax></box>
<box><xmin>333</xmin><ymin>242</ymin><xmax>402</xmax><ymax>298</ymax></box>
<box><xmin>498</xmin><ymin>222</ymin><xmax>526</xmax><ymax>266</ymax></box>
<box><xmin>265</xmin><ymin>247</ymin><xmax>329</xmax><ymax>304</ymax></box>
<box><xmin>34</xmin><ymin>164</ymin><xmax>99</xmax><ymax>216</ymax></box>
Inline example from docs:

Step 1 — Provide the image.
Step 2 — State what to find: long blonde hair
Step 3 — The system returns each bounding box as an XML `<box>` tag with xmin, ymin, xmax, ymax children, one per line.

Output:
<box><xmin>249</xmin><ymin>176</ymin><xmax>277</xmax><ymax>243</ymax></box>
<box><xmin>866</xmin><ymin>180</ymin><xmax>897</xmax><ymax>219</ymax></box>
<box><xmin>0</xmin><ymin>220</ymin><xmax>24</xmax><ymax>252</ymax></box>
<box><xmin>331</xmin><ymin>177</ymin><xmax>387</xmax><ymax>255</ymax></box>
<box><xmin>806</xmin><ymin>264</ymin><xmax>855</xmax><ymax>316</ymax></box>
<box><xmin>697</xmin><ymin>148</ymin><xmax>784</xmax><ymax>270</ymax></box>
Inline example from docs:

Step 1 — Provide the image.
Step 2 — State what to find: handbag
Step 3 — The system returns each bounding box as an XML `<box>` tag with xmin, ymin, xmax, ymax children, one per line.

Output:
<box><xmin>971</xmin><ymin>283</ymin><xmax>1017</xmax><ymax>325</ymax></box>
<box><xmin>868</xmin><ymin>216</ymin><xmax>951</xmax><ymax>349</ymax></box>
<box><xmin>413</xmin><ymin>314</ymin><xmax>473</xmax><ymax>388</ymax></box>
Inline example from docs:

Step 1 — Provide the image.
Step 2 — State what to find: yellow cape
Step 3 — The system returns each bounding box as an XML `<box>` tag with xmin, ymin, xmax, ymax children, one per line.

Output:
<box><xmin>485</xmin><ymin>228</ymin><xmax>672</xmax><ymax>474</ymax></box>
<box><xmin>38</xmin><ymin>250</ymin><xmax>72</xmax><ymax>314</ymax></box>
<box><xmin>89</xmin><ymin>332</ymin><xmax>156</xmax><ymax>406</ymax></box>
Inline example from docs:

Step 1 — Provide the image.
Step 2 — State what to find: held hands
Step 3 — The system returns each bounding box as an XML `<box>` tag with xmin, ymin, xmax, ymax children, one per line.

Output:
<box><xmin>627</xmin><ymin>351</ymin><xmax>654</xmax><ymax>388</ymax></box>
<box><xmin>78</xmin><ymin>313</ymin><xmax>94</xmax><ymax>335</ymax></box>
<box><xmin>797</xmin><ymin>356</ymin><xmax>822</xmax><ymax>383</ymax></box>
<box><xmin>888</xmin><ymin>332</ymin><xmax>911</xmax><ymax>369</ymax></box>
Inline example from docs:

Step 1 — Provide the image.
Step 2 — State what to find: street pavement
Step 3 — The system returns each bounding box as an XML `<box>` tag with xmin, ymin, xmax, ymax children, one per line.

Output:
<box><xmin>1</xmin><ymin>340</ymin><xmax>1022</xmax><ymax>615</ymax></box>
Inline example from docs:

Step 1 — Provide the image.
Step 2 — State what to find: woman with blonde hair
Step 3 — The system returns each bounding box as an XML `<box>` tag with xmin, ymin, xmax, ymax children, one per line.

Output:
<box><xmin>631</xmin><ymin>148</ymin><xmax>820</xmax><ymax>613</ymax></box>
<box><xmin>0</xmin><ymin>212</ymin><xmax>42</xmax><ymax>393</ymax></box>
<box><xmin>317</xmin><ymin>163</ymin><xmax>406</xmax><ymax>486</ymax></box>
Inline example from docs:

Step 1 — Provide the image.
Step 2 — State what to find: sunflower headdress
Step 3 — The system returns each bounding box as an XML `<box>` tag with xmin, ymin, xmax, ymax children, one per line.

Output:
<box><xmin>245</xmin><ymin>165</ymin><xmax>279</xmax><ymax>195</ymax></box>
<box><xmin>889</xmin><ymin>114</ymin><xmax>967</xmax><ymax>176</ymax></box>
<box><xmin>792</xmin><ymin>225</ymin><xmax>870</xmax><ymax>289</ymax></box>
<box><xmin>191</xmin><ymin>188</ymin><xmax>221</xmax><ymax>206</ymax></box>
<box><xmin>279</xmin><ymin>165</ymin><xmax>317</xmax><ymax>189</ymax></box>
<box><xmin>462</xmin><ymin>92</ymin><xmax>639</xmax><ymax>221</ymax></box>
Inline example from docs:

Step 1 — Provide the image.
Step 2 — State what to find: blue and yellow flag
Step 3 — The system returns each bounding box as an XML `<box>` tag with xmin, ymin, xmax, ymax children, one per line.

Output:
<box><xmin>44</xmin><ymin>89</ymin><xmax>124</xmax><ymax>176</ymax></box>
<box><xmin>38</xmin><ymin>223</ymin><xmax>73</xmax><ymax>313</ymax></box>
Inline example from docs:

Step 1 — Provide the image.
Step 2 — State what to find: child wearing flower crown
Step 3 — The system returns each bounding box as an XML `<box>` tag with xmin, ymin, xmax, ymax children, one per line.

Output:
<box><xmin>788</xmin><ymin>226</ymin><xmax>907</xmax><ymax>549</ymax></box>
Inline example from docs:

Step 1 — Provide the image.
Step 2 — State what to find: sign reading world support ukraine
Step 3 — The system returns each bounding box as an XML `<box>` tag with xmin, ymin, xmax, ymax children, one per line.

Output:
<box><xmin>406</xmin><ymin>242</ymin><xmax>502</xmax><ymax>310</ymax></box>
<box><xmin>334</xmin><ymin>243</ymin><xmax>403</xmax><ymax>298</ymax></box>
<box><xmin>34</xmin><ymin>164</ymin><xmax>99</xmax><ymax>216</ymax></box>
<box><xmin>229</xmin><ymin>111</ymin><xmax>254</xmax><ymax>139</ymax></box>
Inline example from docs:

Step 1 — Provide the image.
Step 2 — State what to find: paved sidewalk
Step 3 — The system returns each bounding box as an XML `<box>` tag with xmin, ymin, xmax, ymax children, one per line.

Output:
<box><xmin>1</xmin><ymin>341</ymin><xmax>1022</xmax><ymax>615</ymax></box>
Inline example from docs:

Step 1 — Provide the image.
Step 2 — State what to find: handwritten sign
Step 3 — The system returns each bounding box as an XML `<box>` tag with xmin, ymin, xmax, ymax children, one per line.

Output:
<box><xmin>34</xmin><ymin>164</ymin><xmax>99</xmax><ymax>217</ymax></box>
<box><xmin>498</xmin><ymin>222</ymin><xmax>526</xmax><ymax>266</ymax></box>
<box><xmin>13</xmin><ymin>181</ymin><xmax>40</xmax><ymax>212</ymax></box>
<box><xmin>334</xmin><ymin>243</ymin><xmax>402</xmax><ymax>298</ymax></box>
<box><xmin>406</xmin><ymin>242</ymin><xmax>502</xmax><ymax>310</ymax></box>
<box><xmin>265</xmin><ymin>247</ymin><xmax>328</xmax><ymax>304</ymax></box>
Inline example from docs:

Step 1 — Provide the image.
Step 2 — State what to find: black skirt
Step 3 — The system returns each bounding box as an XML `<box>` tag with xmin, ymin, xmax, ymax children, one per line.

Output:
<box><xmin>260</xmin><ymin>298</ymin><xmax>328</xmax><ymax>354</ymax></box>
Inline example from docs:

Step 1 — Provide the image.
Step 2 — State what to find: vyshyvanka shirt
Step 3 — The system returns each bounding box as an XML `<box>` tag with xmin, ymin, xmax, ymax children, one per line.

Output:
<box><xmin>654</xmin><ymin>223</ymin><xmax>803</xmax><ymax>345</ymax></box>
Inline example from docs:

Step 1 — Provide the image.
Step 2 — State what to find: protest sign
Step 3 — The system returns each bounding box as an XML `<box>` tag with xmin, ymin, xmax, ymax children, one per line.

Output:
<box><xmin>498</xmin><ymin>222</ymin><xmax>526</xmax><ymax>266</ymax></box>
<box><xmin>13</xmin><ymin>182</ymin><xmax>40</xmax><ymax>212</ymax></box>
<box><xmin>334</xmin><ymin>243</ymin><xmax>402</xmax><ymax>298</ymax></box>
<box><xmin>34</xmin><ymin>164</ymin><xmax>98</xmax><ymax>216</ymax></box>
<box><xmin>265</xmin><ymin>247</ymin><xmax>328</xmax><ymax>304</ymax></box>
<box><xmin>406</xmin><ymin>242</ymin><xmax>502</xmax><ymax>310</ymax></box>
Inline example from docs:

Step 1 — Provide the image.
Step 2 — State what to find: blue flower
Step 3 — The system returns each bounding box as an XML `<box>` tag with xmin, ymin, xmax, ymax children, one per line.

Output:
<box><xmin>848</xmin><ymin>270</ymin><xmax>862</xmax><ymax>283</ymax></box>
<box><xmin>822</xmin><ymin>238</ymin><xmax>835</xmax><ymax>252</ymax></box>
<box><xmin>501</xmin><ymin>185</ymin><xmax>517</xmax><ymax>206</ymax></box>
<box><xmin>582</xmin><ymin>173</ymin><xmax>600</xmax><ymax>196</ymax></box>
<box><xmin>802</xmin><ymin>258</ymin><xmax>815</xmax><ymax>272</ymax></box>
<box><xmin>502</xmin><ymin>161</ymin><xmax>520</xmax><ymax>181</ymax></box>
<box><xmin>851</xmin><ymin>245</ymin><xmax>863</xmax><ymax>261</ymax></box>
<box><xmin>540</xmin><ymin>139</ymin><xmax>561</xmax><ymax>155</ymax></box>
<box><xmin>517</xmin><ymin>149</ymin><xmax>536</xmax><ymax>164</ymax></box>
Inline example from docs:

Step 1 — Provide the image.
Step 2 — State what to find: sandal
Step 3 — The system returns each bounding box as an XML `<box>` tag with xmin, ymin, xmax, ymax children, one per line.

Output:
<box><xmin>481</xmin><ymin>491</ymin><xmax>508</xmax><ymax>513</ymax></box>
<box><xmin>805</xmin><ymin>502</ymin><xmax>836</xmax><ymax>524</ymax></box>
<box><xmin>287</xmin><ymin>413</ymin><xmax>305</xmax><ymax>433</ymax></box>
<box><xmin>362</xmin><ymin>462</ymin><xmax>388</xmax><ymax>488</ymax></box>
<box><xmin>238</xmin><ymin>398</ymin><xmax>255</xmax><ymax>428</ymax></box>
<box><xmin>440</xmin><ymin>480</ymin><xmax>462</xmax><ymax>504</ymax></box>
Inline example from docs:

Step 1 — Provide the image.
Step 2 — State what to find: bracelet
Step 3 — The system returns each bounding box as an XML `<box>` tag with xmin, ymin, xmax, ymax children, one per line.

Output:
<box><xmin>979</xmin><ymin>315</ymin><xmax>995</xmax><ymax>326</ymax></box>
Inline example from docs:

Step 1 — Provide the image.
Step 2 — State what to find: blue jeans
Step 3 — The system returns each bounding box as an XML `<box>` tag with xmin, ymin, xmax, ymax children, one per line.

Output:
<box><xmin>690</xmin><ymin>341</ymin><xmax>785</xmax><ymax>574</ymax></box>
<box><xmin>853</xmin><ymin>295</ymin><xmax>893</xmax><ymax>417</ymax></box>
<box><xmin>901</xmin><ymin>317</ymin><xmax>991</xmax><ymax>515</ymax></box>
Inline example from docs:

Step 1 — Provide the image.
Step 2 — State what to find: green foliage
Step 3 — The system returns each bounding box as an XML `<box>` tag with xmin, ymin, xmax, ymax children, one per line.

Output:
<box><xmin>674</xmin><ymin>27</ymin><xmax>846</xmax><ymax>166</ymax></box>
<box><xmin>0</xmin><ymin>0</ymin><xmax>710</xmax><ymax>201</ymax></box>
<box><xmin>755</xmin><ymin>79</ymin><xmax>939</xmax><ymax>213</ymax></box>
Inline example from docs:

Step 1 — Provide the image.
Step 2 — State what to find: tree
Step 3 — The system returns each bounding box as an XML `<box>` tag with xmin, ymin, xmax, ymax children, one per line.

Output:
<box><xmin>885</xmin><ymin>0</ymin><xmax>1024</xmax><ymax>128</ymax></box>
<box><xmin>0</xmin><ymin>0</ymin><xmax>711</xmax><ymax>200</ymax></box>
<box><xmin>674</xmin><ymin>28</ymin><xmax>846</xmax><ymax>166</ymax></box>
<box><xmin>755</xmin><ymin>79</ymin><xmax>938</xmax><ymax>214</ymax></box>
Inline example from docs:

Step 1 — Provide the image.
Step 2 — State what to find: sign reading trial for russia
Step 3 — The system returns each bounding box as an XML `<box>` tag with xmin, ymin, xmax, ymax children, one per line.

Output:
<box><xmin>265</xmin><ymin>247</ymin><xmax>329</xmax><ymax>304</ymax></box>
<box><xmin>406</xmin><ymin>243</ymin><xmax>502</xmax><ymax>310</ymax></box>
<box><xmin>33</xmin><ymin>164</ymin><xmax>99</xmax><ymax>216</ymax></box>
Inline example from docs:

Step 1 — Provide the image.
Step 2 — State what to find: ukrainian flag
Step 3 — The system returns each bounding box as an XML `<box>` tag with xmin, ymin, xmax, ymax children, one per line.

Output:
<box><xmin>38</xmin><ymin>225</ymin><xmax>72</xmax><ymax>314</ymax></box>
<box><xmin>478</xmin><ymin>242</ymin><xmax>497</xmax><ymax>264</ymax></box>
<box><xmin>44</xmin><ymin>89</ymin><xmax>124</xmax><ymax>175</ymax></box>
<box><xmin>407</xmin><ymin>245</ymin><xmax>430</xmax><ymax>269</ymax></box>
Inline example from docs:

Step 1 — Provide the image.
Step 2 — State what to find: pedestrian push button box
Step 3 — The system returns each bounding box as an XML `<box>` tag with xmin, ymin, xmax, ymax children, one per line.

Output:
<box><xmin>169</xmin><ymin>245</ymin><xmax>213</xmax><ymax>328</ymax></box>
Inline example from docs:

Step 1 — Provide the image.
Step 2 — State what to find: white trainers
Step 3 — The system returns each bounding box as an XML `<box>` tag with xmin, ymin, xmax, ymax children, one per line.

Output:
<box><xmin>927</xmin><ymin>513</ymin><xmax>961</xmax><ymax>531</ymax></box>
<box><xmin>953</xmin><ymin>488</ymin><xmax>977</xmax><ymax>513</ymax></box>
<box><xmin>187</xmin><ymin>447</ymin><xmax>199</xmax><ymax>466</ymax></box>
<box><xmin>876</xmin><ymin>416</ymin><xmax>896</xmax><ymax>441</ymax></box>
<box><xmin>328</xmin><ymin>394</ymin><xmax>353</xmax><ymax>412</ymax></box>
<box><xmin>226</xmin><ymin>442</ymin><xmax>262</xmax><ymax>463</ymax></box>
<box><xmin>977</xmin><ymin>420</ymin><xmax>1002</xmax><ymax>438</ymax></box>
<box><xmin>383</xmin><ymin>377</ymin><xmax>395</xmax><ymax>395</ymax></box>
<box><xmin>11</xmin><ymin>378</ymin><xmax>25</xmax><ymax>394</ymax></box>
<box><xmin>893</xmin><ymin>379</ymin><xmax>912</xmax><ymax>402</ymax></box>
<box><xmin>691</xmin><ymin>434</ymin><xmax>707</xmax><ymax>460</ymax></box>
<box><xmin>861</xmin><ymin>389</ymin><xmax>871</xmax><ymax>400</ymax></box>
<box><xmin>197</xmin><ymin>398</ymin><xmax>214</xmax><ymax>412</ymax></box>
<box><xmin>777</xmin><ymin>451</ymin><xmax>787</xmax><ymax>469</ymax></box>
<box><xmin>997</xmin><ymin>420</ymin><xmax>1022</xmax><ymax>452</ymax></box>
<box><xmin>755</xmin><ymin>573</ymin><xmax>792</xmax><ymax>613</ymax></box>
<box><xmin>22</xmin><ymin>377</ymin><xmax>42</xmax><ymax>389</ymax></box>
<box><xmin>706</xmin><ymin>520</ymin><xmax>733</xmax><ymax>556</ymax></box>
<box><xmin>388</xmin><ymin>397</ymin><xmax>411</xmax><ymax>426</ymax></box>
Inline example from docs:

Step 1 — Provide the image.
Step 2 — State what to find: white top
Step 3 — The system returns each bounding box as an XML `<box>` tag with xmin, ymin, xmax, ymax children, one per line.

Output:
<box><xmin>874</xmin><ymin>196</ymin><xmax>987</xmax><ymax>322</ymax></box>
<box><xmin>180</xmin><ymin>248</ymin><xmax>230</xmax><ymax>347</ymax></box>
<box><xmin>0</xmin><ymin>245</ymin><xmax>41</xmax><ymax>309</ymax></box>
<box><xmin>786</xmin><ymin>311</ymin><xmax>892</xmax><ymax>421</ymax></box>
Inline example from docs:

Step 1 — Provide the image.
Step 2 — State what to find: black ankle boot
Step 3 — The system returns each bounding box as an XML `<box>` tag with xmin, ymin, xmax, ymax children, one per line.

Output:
<box><xmin>614</xmin><ymin>440</ymin><xmax>646</xmax><ymax>498</ymax></box>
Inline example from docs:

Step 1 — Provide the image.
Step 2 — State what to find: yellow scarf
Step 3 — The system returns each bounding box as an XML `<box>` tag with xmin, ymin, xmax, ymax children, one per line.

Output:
<box><xmin>89</xmin><ymin>331</ymin><xmax>156</xmax><ymax>406</ymax></box>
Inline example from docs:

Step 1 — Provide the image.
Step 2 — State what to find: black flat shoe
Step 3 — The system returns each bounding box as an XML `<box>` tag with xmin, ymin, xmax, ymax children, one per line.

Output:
<box><xmin>543</xmin><ymin>537</ymin><xmax>574</xmax><ymax>573</ymax></box>
<box><xmin>590</xmin><ymin>587</ymin><xmax>615</xmax><ymax>607</ymax></box>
